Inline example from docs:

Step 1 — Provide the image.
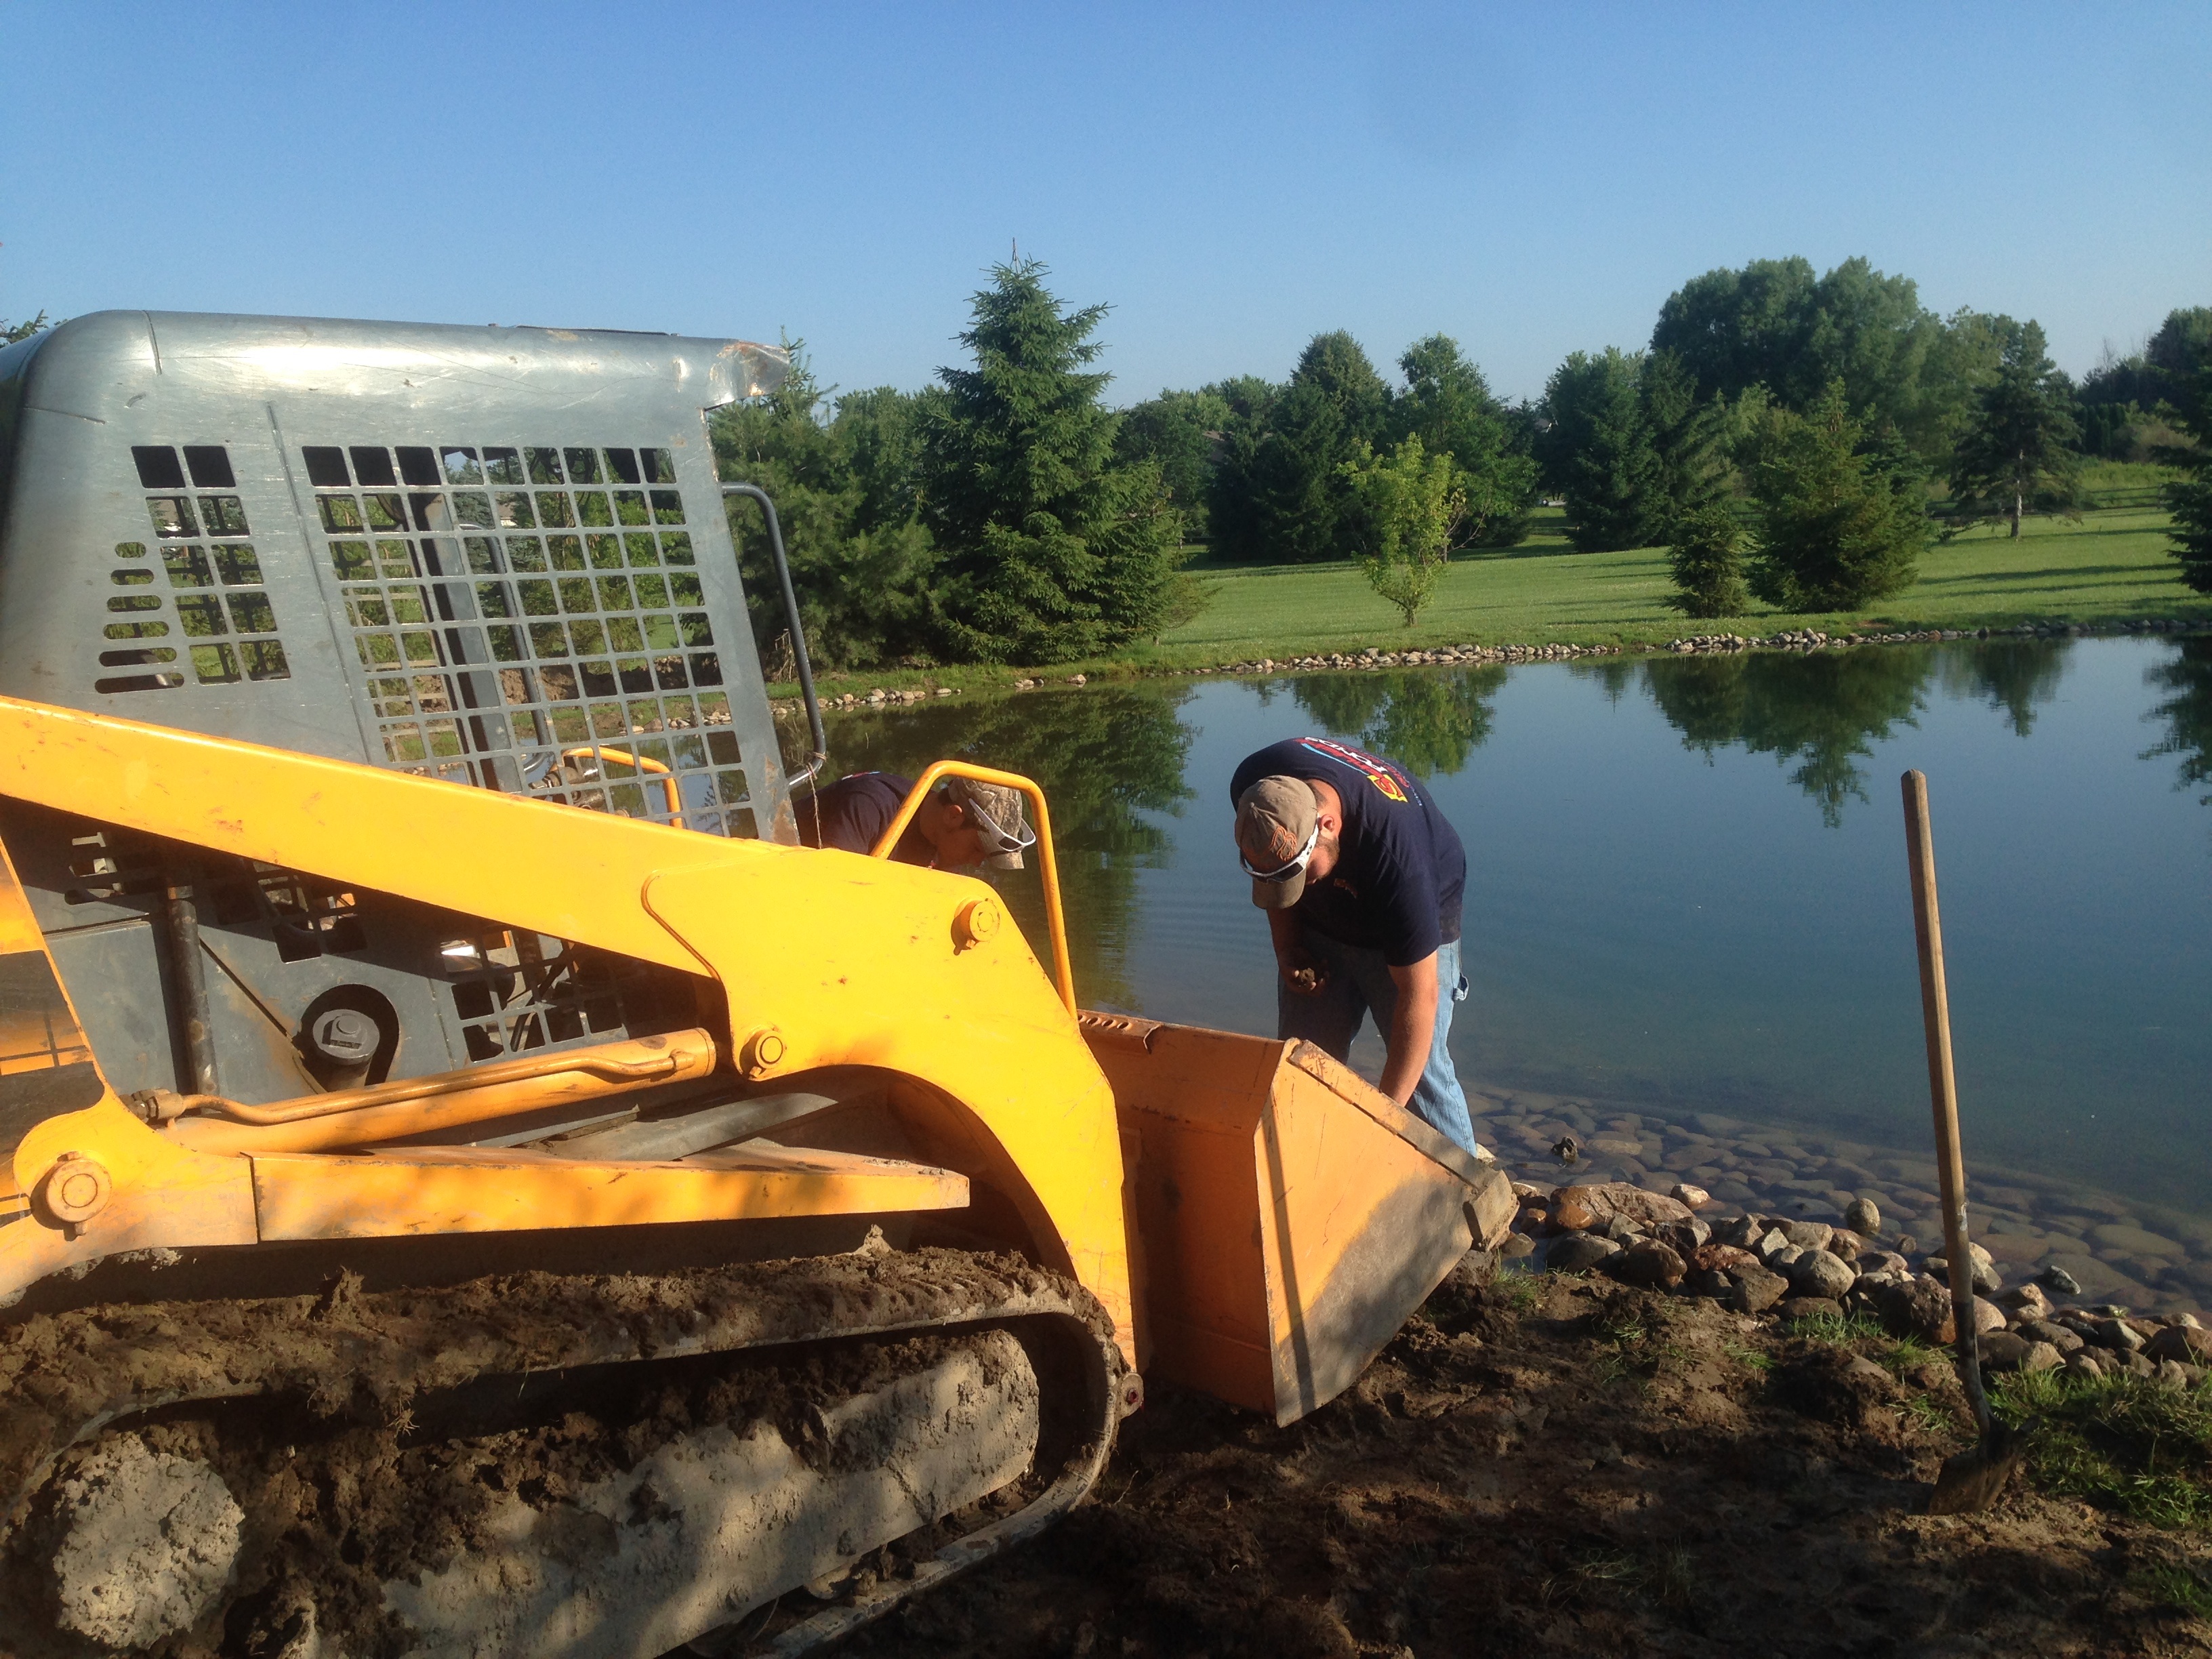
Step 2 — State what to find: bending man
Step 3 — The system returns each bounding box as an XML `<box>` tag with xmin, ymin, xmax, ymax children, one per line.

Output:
<box><xmin>1230</xmin><ymin>737</ymin><xmax>1478</xmax><ymax>1155</ymax></box>
<box><xmin>797</xmin><ymin>771</ymin><xmax>1033</xmax><ymax>870</ymax></box>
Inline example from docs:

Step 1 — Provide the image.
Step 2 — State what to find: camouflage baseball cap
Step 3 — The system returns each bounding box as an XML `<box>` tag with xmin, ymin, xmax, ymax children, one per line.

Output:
<box><xmin>944</xmin><ymin>777</ymin><xmax>1035</xmax><ymax>870</ymax></box>
<box><xmin>1234</xmin><ymin>775</ymin><xmax>1319</xmax><ymax>908</ymax></box>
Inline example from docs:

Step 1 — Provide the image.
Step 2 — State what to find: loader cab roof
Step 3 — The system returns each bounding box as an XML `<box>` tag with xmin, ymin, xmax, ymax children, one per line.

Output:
<box><xmin>0</xmin><ymin>310</ymin><xmax>795</xmax><ymax>843</ymax></box>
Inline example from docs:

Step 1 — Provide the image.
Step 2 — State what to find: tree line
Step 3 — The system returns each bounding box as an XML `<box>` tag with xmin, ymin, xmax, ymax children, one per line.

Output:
<box><xmin>9</xmin><ymin>256</ymin><xmax>2208</xmax><ymax>663</ymax></box>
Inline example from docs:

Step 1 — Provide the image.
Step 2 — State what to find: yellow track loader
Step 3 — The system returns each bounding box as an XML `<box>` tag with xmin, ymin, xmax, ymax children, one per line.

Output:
<box><xmin>0</xmin><ymin>312</ymin><xmax>1513</xmax><ymax>1658</ymax></box>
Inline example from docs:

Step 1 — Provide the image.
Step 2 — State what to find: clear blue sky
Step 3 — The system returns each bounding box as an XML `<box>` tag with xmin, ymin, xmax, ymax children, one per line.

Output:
<box><xmin>3</xmin><ymin>2</ymin><xmax>2205</xmax><ymax>406</ymax></box>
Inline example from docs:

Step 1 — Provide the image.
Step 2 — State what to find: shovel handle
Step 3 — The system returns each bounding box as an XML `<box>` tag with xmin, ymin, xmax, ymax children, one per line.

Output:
<box><xmin>1902</xmin><ymin>769</ymin><xmax>1991</xmax><ymax>1435</ymax></box>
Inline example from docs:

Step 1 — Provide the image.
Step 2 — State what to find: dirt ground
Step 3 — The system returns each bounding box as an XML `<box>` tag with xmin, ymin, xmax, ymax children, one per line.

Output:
<box><xmin>836</xmin><ymin>1265</ymin><xmax>2212</xmax><ymax>1659</ymax></box>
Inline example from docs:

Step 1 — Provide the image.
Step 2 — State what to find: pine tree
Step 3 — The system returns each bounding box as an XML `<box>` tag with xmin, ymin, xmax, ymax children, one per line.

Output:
<box><xmin>1666</xmin><ymin>501</ymin><xmax>1750</xmax><ymax>618</ymax></box>
<box><xmin>1541</xmin><ymin>348</ymin><xmax>1667</xmax><ymax>552</ymax></box>
<box><xmin>918</xmin><ymin>261</ymin><xmax>1180</xmax><ymax>661</ymax></box>
<box><xmin>1748</xmin><ymin>382</ymin><xmax>1927</xmax><ymax>610</ymax></box>
<box><xmin>1947</xmin><ymin>321</ymin><xmax>2081</xmax><ymax>538</ymax></box>
<box><xmin>1641</xmin><ymin>348</ymin><xmax>1732</xmax><ymax>537</ymax></box>
<box><xmin>2163</xmin><ymin>367</ymin><xmax>2212</xmax><ymax>593</ymax></box>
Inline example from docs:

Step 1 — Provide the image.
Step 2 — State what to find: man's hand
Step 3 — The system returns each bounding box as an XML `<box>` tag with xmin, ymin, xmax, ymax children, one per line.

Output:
<box><xmin>1266</xmin><ymin>908</ymin><xmax>1328</xmax><ymax>994</ymax></box>
<box><xmin>1379</xmin><ymin>952</ymin><xmax>1439</xmax><ymax>1108</ymax></box>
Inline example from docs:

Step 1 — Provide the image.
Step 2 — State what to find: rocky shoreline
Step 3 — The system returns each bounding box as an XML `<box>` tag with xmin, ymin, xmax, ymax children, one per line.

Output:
<box><xmin>794</xmin><ymin>614</ymin><xmax>2212</xmax><ymax>709</ymax></box>
<box><xmin>1471</xmin><ymin>1090</ymin><xmax>2212</xmax><ymax>1382</ymax></box>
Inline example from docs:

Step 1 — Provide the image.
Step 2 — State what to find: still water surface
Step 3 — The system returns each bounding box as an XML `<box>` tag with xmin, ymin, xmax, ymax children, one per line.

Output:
<box><xmin>819</xmin><ymin>636</ymin><xmax>2211</xmax><ymax>1223</ymax></box>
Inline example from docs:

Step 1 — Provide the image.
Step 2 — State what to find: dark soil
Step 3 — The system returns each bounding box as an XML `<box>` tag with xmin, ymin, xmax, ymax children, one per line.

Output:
<box><xmin>836</xmin><ymin>1264</ymin><xmax>2212</xmax><ymax>1659</ymax></box>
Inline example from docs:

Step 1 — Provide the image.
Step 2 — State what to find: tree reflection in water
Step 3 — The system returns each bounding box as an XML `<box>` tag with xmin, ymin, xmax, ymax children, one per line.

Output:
<box><xmin>1939</xmin><ymin>637</ymin><xmax>2072</xmax><ymax>737</ymax></box>
<box><xmin>1289</xmin><ymin>666</ymin><xmax>1511</xmax><ymax>777</ymax></box>
<box><xmin>1642</xmin><ymin>649</ymin><xmax>1937</xmax><ymax>826</ymax></box>
<box><xmin>810</xmin><ymin>684</ymin><xmax>1195</xmax><ymax>1006</ymax></box>
<box><xmin>2144</xmin><ymin>637</ymin><xmax>2212</xmax><ymax>802</ymax></box>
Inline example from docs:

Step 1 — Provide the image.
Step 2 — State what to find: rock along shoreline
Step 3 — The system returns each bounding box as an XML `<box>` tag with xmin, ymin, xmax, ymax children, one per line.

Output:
<box><xmin>1472</xmin><ymin>1088</ymin><xmax>2212</xmax><ymax>1389</ymax></box>
<box><xmin>788</xmin><ymin>615</ymin><xmax>2212</xmax><ymax>710</ymax></box>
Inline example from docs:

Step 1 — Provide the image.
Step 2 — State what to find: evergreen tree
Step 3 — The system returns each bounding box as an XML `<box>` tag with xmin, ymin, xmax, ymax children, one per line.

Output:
<box><xmin>1666</xmin><ymin>501</ymin><xmax>1750</xmax><ymax>619</ymax></box>
<box><xmin>1747</xmin><ymin>382</ymin><xmax>1927</xmax><ymax>610</ymax></box>
<box><xmin>3</xmin><ymin>311</ymin><xmax>49</xmax><ymax>345</ymax></box>
<box><xmin>712</xmin><ymin>344</ymin><xmax>941</xmax><ymax>671</ymax></box>
<box><xmin>1947</xmin><ymin>321</ymin><xmax>2081</xmax><ymax>537</ymax></box>
<box><xmin>1204</xmin><ymin>335</ymin><xmax>1387</xmax><ymax>564</ymax></box>
<box><xmin>918</xmin><ymin>260</ymin><xmax>1181</xmax><ymax>662</ymax></box>
<box><xmin>1641</xmin><ymin>348</ymin><xmax>1732</xmax><ymax>537</ymax></box>
<box><xmin>1542</xmin><ymin>348</ymin><xmax>1665</xmax><ymax>552</ymax></box>
<box><xmin>1115</xmin><ymin>387</ymin><xmax>1231</xmax><ymax>541</ymax></box>
<box><xmin>2163</xmin><ymin>367</ymin><xmax>2212</xmax><ymax>593</ymax></box>
<box><xmin>1391</xmin><ymin>335</ymin><xmax>1537</xmax><ymax>546</ymax></box>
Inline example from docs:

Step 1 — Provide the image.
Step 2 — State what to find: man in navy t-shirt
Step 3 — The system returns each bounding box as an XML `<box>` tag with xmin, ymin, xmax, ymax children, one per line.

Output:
<box><xmin>1229</xmin><ymin>737</ymin><xmax>1479</xmax><ymax>1155</ymax></box>
<box><xmin>796</xmin><ymin>771</ymin><xmax>1034</xmax><ymax>870</ymax></box>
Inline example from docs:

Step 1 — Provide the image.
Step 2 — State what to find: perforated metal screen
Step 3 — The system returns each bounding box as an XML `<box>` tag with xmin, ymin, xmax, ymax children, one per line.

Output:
<box><xmin>300</xmin><ymin>440</ymin><xmax>756</xmax><ymax>838</ymax></box>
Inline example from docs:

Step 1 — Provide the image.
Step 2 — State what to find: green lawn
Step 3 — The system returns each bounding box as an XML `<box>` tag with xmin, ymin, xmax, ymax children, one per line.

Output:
<box><xmin>1157</xmin><ymin>506</ymin><xmax>2206</xmax><ymax>661</ymax></box>
<box><xmin>782</xmin><ymin>505</ymin><xmax>2207</xmax><ymax>701</ymax></box>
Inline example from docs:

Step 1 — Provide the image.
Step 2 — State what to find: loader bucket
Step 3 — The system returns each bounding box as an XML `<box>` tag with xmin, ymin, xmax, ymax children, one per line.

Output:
<box><xmin>1082</xmin><ymin>1013</ymin><xmax>1515</xmax><ymax>1426</ymax></box>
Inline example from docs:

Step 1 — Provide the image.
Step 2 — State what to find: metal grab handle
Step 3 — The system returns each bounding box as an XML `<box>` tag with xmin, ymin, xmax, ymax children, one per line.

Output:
<box><xmin>722</xmin><ymin>484</ymin><xmax>827</xmax><ymax>789</ymax></box>
<box><xmin>872</xmin><ymin>761</ymin><xmax>1076</xmax><ymax>1015</ymax></box>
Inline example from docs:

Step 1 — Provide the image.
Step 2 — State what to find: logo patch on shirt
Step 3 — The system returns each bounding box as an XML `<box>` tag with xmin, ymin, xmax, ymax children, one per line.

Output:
<box><xmin>1296</xmin><ymin>737</ymin><xmax>1412</xmax><ymax>804</ymax></box>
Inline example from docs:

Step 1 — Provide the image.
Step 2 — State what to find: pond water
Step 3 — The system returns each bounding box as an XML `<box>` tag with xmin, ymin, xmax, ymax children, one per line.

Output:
<box><xmin>816</xmin><ymin>635</ymin><xmax>2212</xmax><ymax>1306</ymax></box>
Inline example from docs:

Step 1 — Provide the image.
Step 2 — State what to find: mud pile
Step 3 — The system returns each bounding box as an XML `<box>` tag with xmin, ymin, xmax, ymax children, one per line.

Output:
<box><xmin>842</xmin><ymin>1263</ymin><xmax>2212</xmax><ymax>1658</ymax></box>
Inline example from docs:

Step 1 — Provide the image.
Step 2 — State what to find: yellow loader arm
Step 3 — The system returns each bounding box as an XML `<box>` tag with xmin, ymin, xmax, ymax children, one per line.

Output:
<box><xmin>0</xmin><ymin>694</ymin><xmax>1135</xmax><ymax>1363</ymax></box>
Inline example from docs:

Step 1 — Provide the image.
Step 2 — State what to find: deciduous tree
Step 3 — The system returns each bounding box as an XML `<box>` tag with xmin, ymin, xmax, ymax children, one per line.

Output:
<box><xmin>1339</xmin><ymin>435</ymin><xmax>1463</xmax><ymax>626</ymax></box>
<box><xmin>1391</xmin><ymin>335</ymin><xmax>1536</xmax><ymax>546</ymax></box>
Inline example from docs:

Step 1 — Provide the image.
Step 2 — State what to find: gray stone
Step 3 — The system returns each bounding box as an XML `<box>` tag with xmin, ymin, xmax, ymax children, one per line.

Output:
<box><xmin>2039</xmin><ymin>1264</ymin><xmax>2084</xmax><ymax>1295</ymax></box>
<box><xmin>1610</xmin><ymin>1239</ymin><xmax>1687</xmax><ymax>1289</ymax></box>
<box><xmin>2155</xmin><ymin>1359</ymin><xmax>2193</xmax><ymax>1391</ymax></box>
<box><xmin>2145</xmin><ymin>1326</ymin><xmax>2212</xmax><ymax>1366</ymax></box>
<box><xmin>48</xmin><ymin>1435</ymin><xmax>245</xmax><ymax>1650</ymax></box>
<box><xmin>1827</xmin><ymin>1229</ymin><xmax>1865</xmax><ymax>1261</ymax></box>
<box><xmin>1978</xmin><ymin>1331</ymin><xmax>2031</xmax><ymax>1371</ymax></box>
<box><xmin>1547</xmin><ymin>1233</ymin><xmax>1622</xmax><ymax>1273</ymax></box>
<box><xmin>1771</xmin><ymin>1244</ymin><xmax>1805</xmax><ymax>1271</ymax></box>
<box><xmin>1754</xmin><ymin>1227</ymin><xmax>1792</xmax><ymax>1263</ymax></box>
<box><xmin>1998</xmin><ymin>1282</ymin><xmax>2051</xmax><ymax>1319</ymax></box>
<box><xmin>2123</xmin><ymin>1351</ymin><xmax>2157</xmax><ymax>1379</ymax></box>
<box><xmin>1498</xmin><ymin>1233</ymin><xmax>1536</xmax><ymax>1260</ymax></box>
<box><xmin>2019</xmin><ymin>1319</ymin><xmax>2083</xmax><ymax>1353</ymax></box>
<box><xmin>1971</xmin><ymin>1296</ymin><xmax>2009</xmax><ymax>1336</ymax></box>
<box><xmin>1670</xmin><ymin>1183</ymin><xmax>1711</xmax><ymax>1210</ymax></box>
<box><xmin>1843</xmin><ymin>1197</ymin><xmax>1881</xmax><ymax>1235</ymax></box>
<box><xmin>2020</xmin><ymin>1341</ymin><xmax>2063</xmax><ymax>1374</ymax></box>
<box><xmin>2064</xmin><ymin>1349</ymin><xmax>2106</xmax><ymax>1380</ymax></box>
<box><xmin>1729</xmin><ymin>1265</ymin><xmax>1790</xmax><ymax>1315</ymax></box>
<box><xmin>2093</xmin><ymin>1317</ymin><xmax>2146</xmax><ymax>1353</ymax></box>
<box><xmin>1781</xmin><ymin>1221</ymin><xmax>1835</xmax><ymax>1252</ymax></box>
<box><xmin>1879</xmin><ymin>1277</ymin><xmax>1954</xmax><ymax>1343</ymax></box>
<box><xmin>1789</xmin><ymin>1249</ymin><xmax>1858</xmax><ymax>1301</ymax></box>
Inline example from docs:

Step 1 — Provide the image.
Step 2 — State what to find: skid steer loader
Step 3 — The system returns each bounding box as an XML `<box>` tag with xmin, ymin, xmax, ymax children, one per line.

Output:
<box><xmin>0</xmin><ymin>311</ymin><xmax>1515</xmax><ymax>1658</ymax></box>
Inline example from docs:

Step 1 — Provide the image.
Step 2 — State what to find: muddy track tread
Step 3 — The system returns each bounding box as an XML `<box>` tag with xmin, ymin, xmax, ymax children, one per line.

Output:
<box><xmin>0</xmin><ymin>1247</ymin><xmax>1119</xmax><ymax>1539</ymax></box>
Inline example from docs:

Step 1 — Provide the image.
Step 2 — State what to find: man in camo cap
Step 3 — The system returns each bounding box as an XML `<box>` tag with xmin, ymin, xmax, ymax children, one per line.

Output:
<box><xmin>1230</xmin><ymin>736</ymin><xmax>1477</xmax><ymax>1155</ymax></box>
<box><xmin>797</xmin><ymin>771</ymin><xmax>1034</xmax><ymax>870</ymax></box>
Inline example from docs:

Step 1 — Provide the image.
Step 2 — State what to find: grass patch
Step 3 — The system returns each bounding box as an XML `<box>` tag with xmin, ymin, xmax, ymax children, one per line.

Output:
<box><xmin>1491</xmin><ymin>1270</ymin><xmax>1547</xmax><ymax>1316</ymax></box>
<box><xmin>1722</xmin><ymin>1340</ymin><xmax>1773</xmax><ymax>1373</ymax></box>
<box><xmin>2136</xmin><ymin>1562</ymin><xmax>2212</xmax><ymax>1620</ymax></box>
<box><xmin>1993</xmin><ymin>1370</ymin><xmax>2212</xmax><ymax>1530</ymax></box>
<box><xmin>774</xmin><ymin>506</ymin><xmax>2205</xmax><ymax>703</ymax></box>
<box><xmin>1784</xmin><ymin>1307</ymin><xmax>1886</xmax><ymax>1346</ymax></box>
<box><xmin>1902</xmin><ymin>1393</ymin><xmax>1958</xmax><ymax>1435</ymax></box>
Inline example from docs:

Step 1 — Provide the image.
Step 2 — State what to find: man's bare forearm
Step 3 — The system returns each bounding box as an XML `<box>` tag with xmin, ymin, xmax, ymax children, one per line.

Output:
<box><xmin>1380</xmin><ymin>954</ymin><xmax>1439</xmax><ymax>1106</ymax></box>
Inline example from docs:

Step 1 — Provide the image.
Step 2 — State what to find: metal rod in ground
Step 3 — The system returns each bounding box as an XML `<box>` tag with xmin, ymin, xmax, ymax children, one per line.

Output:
<box><xmin>1903</xmin><ymin>767</ymin><xmax>2030</xmax><ymax>1514</ymax></box>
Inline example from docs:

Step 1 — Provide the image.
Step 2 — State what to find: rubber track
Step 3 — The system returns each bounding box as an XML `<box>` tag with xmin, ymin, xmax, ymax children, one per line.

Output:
<box><xmin>0</xmin><ymin>1248</ymin><xmax>1125</xmax><ymax>1655</ymax></box>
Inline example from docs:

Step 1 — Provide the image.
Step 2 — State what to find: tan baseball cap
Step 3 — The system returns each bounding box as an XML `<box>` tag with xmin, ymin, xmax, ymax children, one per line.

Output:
<box><xmin>944</xmin><ymin>777</ymin><xmax>1034</xmax><ymax>870</ymax></box>
<box><xmin>1234</xmin><ymin>776</ymin><xmax>1319</xmax><ymax>908</ymax></box>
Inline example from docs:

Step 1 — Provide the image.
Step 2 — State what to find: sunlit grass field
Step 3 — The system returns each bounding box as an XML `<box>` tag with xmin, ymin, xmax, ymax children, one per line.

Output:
<box><xmin>782</xmin><ymin>504</ymin><xmax>2205</xmax><ymax>699</ymax></box>
<box><xmin>1154</xmin><ymin>506</ymin><xmax>2203</xmax><ymax>661</ymax></box>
